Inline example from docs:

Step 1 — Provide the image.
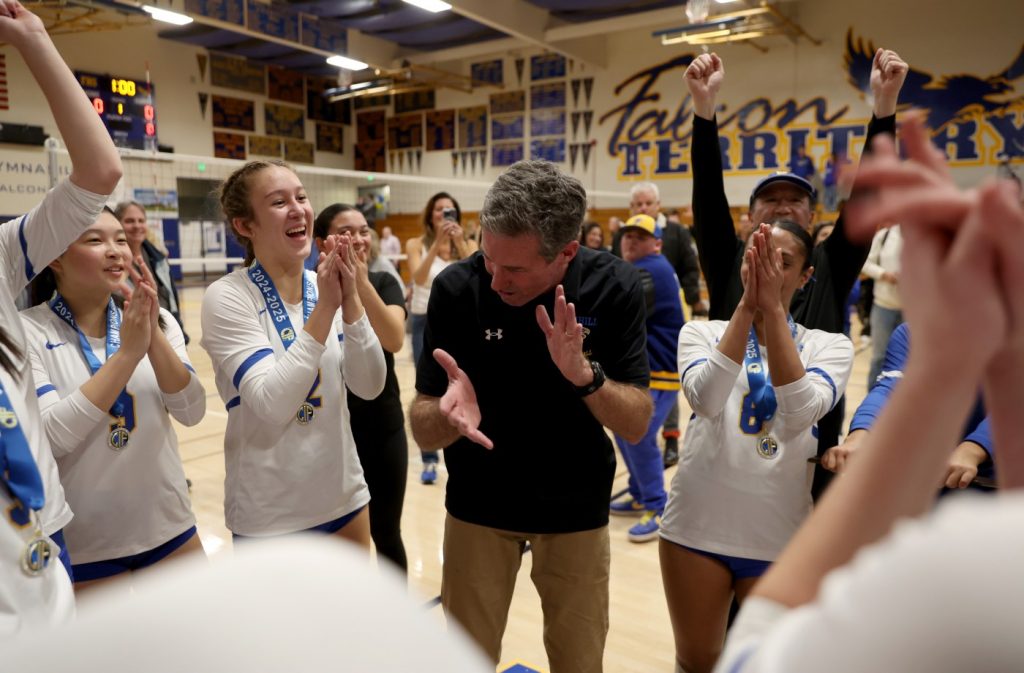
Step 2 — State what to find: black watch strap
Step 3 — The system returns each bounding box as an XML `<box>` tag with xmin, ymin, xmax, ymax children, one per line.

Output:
<box><xmin>575</xmin><ymin>360</ymin><xmax>606</xmax><ymax>397</ymax></box>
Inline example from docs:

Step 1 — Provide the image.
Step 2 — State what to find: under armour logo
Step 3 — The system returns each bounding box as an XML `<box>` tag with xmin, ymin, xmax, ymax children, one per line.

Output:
<box><xmin>484</xmin><ymin>328</ymin><xmax>503</xmax><ymax>341</ymax></box>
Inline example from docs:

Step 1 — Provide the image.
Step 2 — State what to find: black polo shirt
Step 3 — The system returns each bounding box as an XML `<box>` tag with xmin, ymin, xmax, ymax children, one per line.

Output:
<box><xmin>416</xmin><ymin>247</ymin><xmax>649</xmax><ymax>533</ymax></box>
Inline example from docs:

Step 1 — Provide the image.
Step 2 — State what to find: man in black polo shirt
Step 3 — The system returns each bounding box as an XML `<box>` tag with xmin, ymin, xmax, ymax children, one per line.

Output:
<box><xmin>410</xmin><ymin>160</ymin><xmax>652</xmax><ymax>672</ymax></box>
<box><xmin>685</xmin><ymin>47</ymin><xmax>907</xmax><ymax>498</ymax></box>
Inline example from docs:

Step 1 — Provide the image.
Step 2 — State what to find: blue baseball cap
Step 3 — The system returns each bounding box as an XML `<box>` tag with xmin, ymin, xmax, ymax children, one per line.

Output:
<box><xmin>749</xmin><ymin>172</ymin><xmax>818</xmax><ymax>206</ymax></box>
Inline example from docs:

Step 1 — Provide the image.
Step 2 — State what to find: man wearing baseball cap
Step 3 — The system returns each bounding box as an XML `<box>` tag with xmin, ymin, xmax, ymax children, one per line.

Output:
<box><xmin>610</xmin><ymin>214</ymin><xmax>685</xmax><ymax>542</ymax></box>
<box><xmin>684</xmin><ymin>47</ymin><xmax>908</xmax><ymax>497</ymax></box>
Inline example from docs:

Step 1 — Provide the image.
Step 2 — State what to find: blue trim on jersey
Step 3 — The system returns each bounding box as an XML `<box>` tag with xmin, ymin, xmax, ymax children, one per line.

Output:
<box><xmin>35</xmin><ymin>384</ymin><xmax>57</xmax><ymax>398</ymax></box>
<box><xmin>726</xmin><ymin>645</ymin><xmax>756</xmax><ymax>673</ymax></box>
<box><xmin>226</xmin><ymin>396</ymin><xmax>240</xmax><ymax>411</ymax></box>
<box><xmin>680</xmin><ymin>357</ymin><xmax>708</xmax><ymax>381</ymax></box>
<box><xmin>337</xmin><ymin>333</ymin><xmax>344</xmax><ymax>342</ymax></box>
<box><xmin>806</xmin><ymin>366</ymin><xmax>837</xmax><ymax>410</ymax></box>
<box><xmin>18</xmin><ymin>216</ymin><xmax>34</xmax><ymax>282</ymax></box>
<box><xmin>232</xmin><ymin>348</ymin><xmax>273</xmax><ymax>390</ymax></box>
<box><xmin>184</xmin><ymin>363</ymin><xmax>195</xmax><ymax>374</ymax></box>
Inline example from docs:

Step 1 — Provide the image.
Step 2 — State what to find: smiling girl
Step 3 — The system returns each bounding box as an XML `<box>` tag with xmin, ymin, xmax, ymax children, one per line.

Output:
<box><xmin>200</xmin><ymin>161</ymin><xmax>385</xmax><ymax>544</ymax></box>
<box><xmin>21</xmin><ymin>208</ymin><xmax>204</xmax><ymax>590</ymax></box>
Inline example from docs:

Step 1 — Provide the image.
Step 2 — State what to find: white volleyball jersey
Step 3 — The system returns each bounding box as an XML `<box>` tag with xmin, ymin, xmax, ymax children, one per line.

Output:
<box><xmin>661</xmin><ymin>320</ymin><xmax>853</xmax><ymax>561</ymax></box>
<box><xmin>0</xmin><ymin>180</ymin><xmax>106</xmax><ymax>635</ymax></box>
<box><xmin>21</xmin><ymin>305</ymin><xmax>202</xmax><ymax>564</ymax></box>
<box><xmin>200</xmin><ymin>267</ymin><xmax>385</xmax><ymax>536</ymax></box>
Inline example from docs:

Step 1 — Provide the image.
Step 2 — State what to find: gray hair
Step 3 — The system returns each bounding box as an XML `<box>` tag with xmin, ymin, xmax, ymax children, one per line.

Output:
<box><xmin>480</xmin><ymin>160</ymin><xmax>587</xmax><ymax>261</ymax></box>
<box><xmin>630</xmin><ymin>182</ymin><xmax>660</xmax><ymax>201</ymax></box>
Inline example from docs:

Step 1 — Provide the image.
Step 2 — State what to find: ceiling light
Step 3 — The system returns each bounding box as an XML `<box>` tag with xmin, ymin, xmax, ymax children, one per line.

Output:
<box><xmin>142</xmin><ymin>5</ymin><xmax>193</xmax><ymax>24</ymax></box>
<box><xmin>324</xmin><ymin>79</ymin><xmax>395</xmax><ymax>102</ymax></box>
<box><xmin>715</xmin><ymin>0</ymin><xmax>741</xmax><ymax>3</ymax></box>
<box><xmin>401</xmin><ymin>0</ymin><xmax>452</xmax><ymax>12</ymax></box>
<box><xmin>326</xmin><ymin>55</ymin><xmax>369</xmax><ymax>71</ymax></box>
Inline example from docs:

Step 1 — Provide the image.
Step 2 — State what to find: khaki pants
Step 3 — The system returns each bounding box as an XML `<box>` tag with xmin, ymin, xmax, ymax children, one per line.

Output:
<box><xmin>441</xmin><ymin>514</ymin><xmax>610</xmax><ymax>673</ymax></box>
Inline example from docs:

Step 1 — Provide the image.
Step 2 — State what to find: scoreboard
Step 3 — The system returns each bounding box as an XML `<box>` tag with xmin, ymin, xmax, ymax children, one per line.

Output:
<box><xmin>76</xmin><ymin>71</ymin><xmax>158</xmax><ymax>150</ymax></box>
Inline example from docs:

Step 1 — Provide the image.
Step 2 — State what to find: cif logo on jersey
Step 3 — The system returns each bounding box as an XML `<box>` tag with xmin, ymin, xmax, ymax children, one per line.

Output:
<box><xmin>281</xmin><ymin>327</ymin><xmax>296</xmax><ymax>342</ymax></box>
<box><xmin>0</xmin><ymin>406</ymin><xmax>18</xmax><ymax>429</ymax></box>
<box><xmin>484</xmin><ymin>328</ymin><xmax>503</xmax><ymax>341</ymax></box>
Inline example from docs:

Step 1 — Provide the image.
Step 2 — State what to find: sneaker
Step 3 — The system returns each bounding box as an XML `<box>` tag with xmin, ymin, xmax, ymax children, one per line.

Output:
<box><xmin>663</xmin><ymin>437</ymin><xmax>679</xmax><ymax>468</ymax></box>
<box><xmin>628</xmin><ymin>510</ymin><xmax>662</xmax><ymax>543</ymax></box>
<box><xmin>421</xmin><ymin>463</ymin><xmax>437</xmax><ymax>485</ymax></box>
<box><xmin>610</xmin><ymin>498</ymin><xmax>645</xmax><ymax>516</ymax></box>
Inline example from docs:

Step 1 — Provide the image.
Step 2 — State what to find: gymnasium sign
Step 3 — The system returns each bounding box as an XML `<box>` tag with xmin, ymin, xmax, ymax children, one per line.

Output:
<box><xmin>601</xmin><ymin>32</ymin><xmax>1024</xmax><ymax>181</ymax></box>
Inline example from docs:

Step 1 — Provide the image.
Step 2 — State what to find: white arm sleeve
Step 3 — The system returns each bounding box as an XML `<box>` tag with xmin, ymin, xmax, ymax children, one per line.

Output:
<box><xmin>339</xmin><ymin>312</ymin><xmax>386</xmax><ymax>401</ymax></box>
<box><xmin>679</xmin><ymin>322</ymin><xmax>743</xmax><ymax>418</ymax></box>
<box><xmin>201</xmin><ymin>278</ymin><xmax>325</xmax><ymax>427</ymax></box>
<box><xmin>771</xmin><ymin>334</ymin><xmax>853</xmax><ymax>441</ymax></box>
<box><xmin>157</xmin><ymin>308</ymin><xmax>205</xmax><ymax>427</ymax></box>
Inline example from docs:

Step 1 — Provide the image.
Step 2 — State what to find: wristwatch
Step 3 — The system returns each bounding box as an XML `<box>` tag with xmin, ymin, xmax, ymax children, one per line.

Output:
<box><xmin>574</xmin><ymin>360</ymin><xmax>606</xmax><ymax>397</ymax></box>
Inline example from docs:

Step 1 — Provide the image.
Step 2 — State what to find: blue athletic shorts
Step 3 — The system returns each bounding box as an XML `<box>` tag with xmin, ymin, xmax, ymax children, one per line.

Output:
<box><xmin>71</xmin><ymin>526</ymin><xmax>198</xmax><ymax>583</ymax></box>
<box><xmin>673</xmin><ymin>540</ymin><xmax>772</xmax><ymax>579</ymax></box>
<box><xmin>232</xmin><ymin>505</ymin><xmax>366</xmax><ymax>540</ymax></box>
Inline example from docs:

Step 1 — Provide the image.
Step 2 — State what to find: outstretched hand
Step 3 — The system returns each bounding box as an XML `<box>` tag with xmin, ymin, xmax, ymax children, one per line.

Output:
<box><xmin>684</xmin><ymin>52</ymin><xmax>724</xmax><ymax>120</ymax></box>
<box><xmin>434</xmin><ymin>348</ymin><xmax>493</xmax><ymax>449</ymax></box>
<box><xmin>535</xmin><ymin>285</ymin><xmax>593</xmax><ymax>388</ymax></box>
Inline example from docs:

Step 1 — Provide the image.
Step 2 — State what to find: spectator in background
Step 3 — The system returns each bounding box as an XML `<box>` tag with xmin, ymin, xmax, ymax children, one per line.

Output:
<box><xmin>608</xmin><ymin>215</ymin><xmax>624</xmax><ymax>257</ymax></box>
<box><xmin>406</xmin><ymin>192</ymin><xmax>477</xmax><ymax>485</ymax></box>
<box><xmin>861</xmin><ymin>224</ymin><xmax>902</xmax><ymax>389</ymax></box>
<box><xmin>610</xmin><ymin>214</ymin><xmax>684</xmax><ymax>542</ymax></box>
<box><xmin>822</xmin><ymin>150</ymin><xmax>847</xmax><ymax>212</ymax></box>
<box><xmin>790</xmin><ymin>145</ymin><xmax>816</xmax><ymax>183</ymax></box>
<box><xmin>116</xmin><ymin>201</ymin><xmax>189</xmax><ymax>344</ymax></box>
<box><xmin>580</xmin><ymin>220</ymin><xmax>606</xmax><ymax>251</ymax></box>
<box><xmin>630</xmin><ymin>183</ymin><xmax>704</xmax><ymax>467</ymax></box>
<box><xmin>379</xmin><ymin>225</ymin><xmax>402</xmax><ymax>274</ymax></box>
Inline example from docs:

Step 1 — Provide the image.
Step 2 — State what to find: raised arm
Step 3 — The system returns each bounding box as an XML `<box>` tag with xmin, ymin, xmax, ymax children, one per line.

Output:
<box><xmin>822</xmin><ymin>48</ymin><xmax>907</xmax><ymax>303</ymax></box>
<box><xmin>0</xmin><ymin>0</ymin><xmax>120</xmax><ymax>195</ymax></box>
<box><xmin>686</xmin><ymin>53</ymin><xmax>744</xmax><ymax>320</ymax></box>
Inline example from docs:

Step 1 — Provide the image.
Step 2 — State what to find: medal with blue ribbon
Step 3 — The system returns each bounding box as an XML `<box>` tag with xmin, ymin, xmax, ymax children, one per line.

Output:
<box><xmin>739</xmin><ymin>316</ymin><xmax>797</xmax><ymax>459</ymax></box>
<box><xmin>50</xmin><ymin>295</ymin><xmax>135</xmax><ymax>450</ymax></box>
<box><xmin>0</xmin><ymin>378</ymin><xmax>53</xmax><ymax>576</ymax></box>
<box><xmin>248</xmin><ymin>262</ymin><xmax>321</xmax><ymax>425</ymax></box>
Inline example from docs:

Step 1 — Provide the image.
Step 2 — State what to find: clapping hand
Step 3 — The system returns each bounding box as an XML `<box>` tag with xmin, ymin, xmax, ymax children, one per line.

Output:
<box><xmin>535</xmin><ymin>285</ymin><xmax>593</xmax><ymax>388</ymax></box>
<box><xmin>433</xmin><ymin>348</ymin><xmax>493</xmax><ymax>449</ymax></box>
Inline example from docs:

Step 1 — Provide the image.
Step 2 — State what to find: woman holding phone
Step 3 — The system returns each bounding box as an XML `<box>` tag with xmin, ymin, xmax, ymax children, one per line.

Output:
<box><xmin>405</xmin><ymin>192</ymin><xmax>476</xmax><ymax>484</ymax></box>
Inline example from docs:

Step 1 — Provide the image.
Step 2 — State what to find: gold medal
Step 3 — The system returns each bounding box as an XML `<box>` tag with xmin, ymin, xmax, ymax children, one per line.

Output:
<box><xmin>756</xmin><ymin>432</ymin><xmax>779</xmax><ymax>460</ymax></box>
<box><xmin>296</xmin><ymin>402</ymin><xmax>315</xmax><ymax>425</ymax></box>
<box><xmin>21</xmin><ymin>536</ymin><xmax>53</xmax><ymax>576</ymax></box>
<box><xmin>108</xmin><ymin>422</ymin><xmax>131</xmax><ymax>450</ymax></box>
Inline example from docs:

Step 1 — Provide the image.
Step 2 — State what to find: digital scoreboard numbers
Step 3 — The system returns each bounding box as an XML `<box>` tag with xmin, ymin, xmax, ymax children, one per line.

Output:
<box><xmin>76</xmin><ymin>71</ymin><xmax>158</xmax><ymax>150</ymax></box>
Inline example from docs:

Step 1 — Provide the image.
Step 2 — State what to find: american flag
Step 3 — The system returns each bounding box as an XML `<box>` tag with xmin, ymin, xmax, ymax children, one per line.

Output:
<box><xmin>0</xmin><ymin>54</ymin><xmax>8</xmax><ymax>110</ymax></box>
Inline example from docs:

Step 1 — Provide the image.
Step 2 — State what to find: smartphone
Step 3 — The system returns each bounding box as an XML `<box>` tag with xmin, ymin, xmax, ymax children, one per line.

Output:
<box><xmin>442</xmin><ymin>207</ymin><xmax>459</xmax><ymax>223</ymax></box>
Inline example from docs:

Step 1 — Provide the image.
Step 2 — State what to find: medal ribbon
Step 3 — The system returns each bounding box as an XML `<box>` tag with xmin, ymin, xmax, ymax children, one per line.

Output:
<box><xmin>247</xmin><ymin>262</ymin><xmax>315</xmax><ymax>350</ymax></box>
<box><xmin>742</xmin><ymin>315</ymin><xmax>797</xmax><ymax>434</ymax></box>
<box><xmin>50</xmin><ymin>295</ymin><xmax>132</xmax><ymax>422</ymax></box>
<box><xmin>247</xmin><ymin>263</ymin><xmax>320</xmax><ymax>417</ymax></box>
<box><xmin>0</xmin><ymin>380</ymin><xmax>45</xmax><ymax>524</ymax></box>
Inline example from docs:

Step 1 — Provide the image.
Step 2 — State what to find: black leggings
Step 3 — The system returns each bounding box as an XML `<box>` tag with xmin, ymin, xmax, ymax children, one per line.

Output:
<box><xmin>354</xmin><ymin>421</ymin><xmax>409</xmax><ymax>573</ymax></box>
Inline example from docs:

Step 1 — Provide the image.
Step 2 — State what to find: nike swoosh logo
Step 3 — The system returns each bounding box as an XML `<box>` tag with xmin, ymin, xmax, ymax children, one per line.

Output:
<box><xmin>45</xmin><ymin>341</ymin><xmax>65</xmax><ymax>350</ymax></box>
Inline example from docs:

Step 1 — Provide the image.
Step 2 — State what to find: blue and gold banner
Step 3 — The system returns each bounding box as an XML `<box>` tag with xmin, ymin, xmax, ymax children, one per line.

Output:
<box><xmin>425</xmin><ymin>109</ymin><xmax>455</xmax><ymax>151</ymax></box>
